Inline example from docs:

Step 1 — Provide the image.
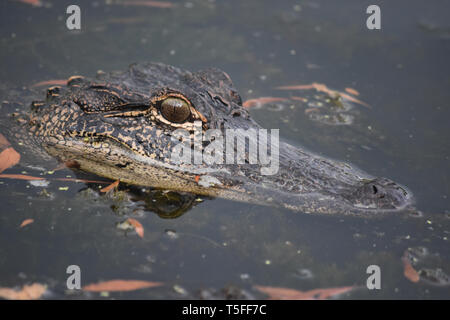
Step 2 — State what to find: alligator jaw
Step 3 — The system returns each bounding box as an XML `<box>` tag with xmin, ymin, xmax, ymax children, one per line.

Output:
<box><xmin>43</xmin><ymin>134</ymin><xmax>414</xmax><ymax>217</ymax></box>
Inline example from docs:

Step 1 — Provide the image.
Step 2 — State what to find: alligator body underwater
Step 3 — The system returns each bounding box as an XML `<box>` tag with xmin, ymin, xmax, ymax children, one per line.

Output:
<box><xmin>1</xmin><ymin>62</ymin><xmax>414</xmax><ymax>216</ymax></box>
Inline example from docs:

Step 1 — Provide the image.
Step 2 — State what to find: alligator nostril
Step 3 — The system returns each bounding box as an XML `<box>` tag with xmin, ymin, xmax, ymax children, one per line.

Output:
<box><xmin>346</xmin><ymin>178</ymin><xmax>412</xmax><ymax>210</ymax></box>
<box><xmin>372</xmin><ymin>185</ymin><xmax>378</xmax><ymax>194</ymax></box>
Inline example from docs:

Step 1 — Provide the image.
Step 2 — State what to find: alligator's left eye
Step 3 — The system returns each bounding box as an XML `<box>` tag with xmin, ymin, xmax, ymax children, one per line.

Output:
<box><xmin>160</xmin><ymin>97</ymin><xmax>191</xmax><ymax>123</ymax></box>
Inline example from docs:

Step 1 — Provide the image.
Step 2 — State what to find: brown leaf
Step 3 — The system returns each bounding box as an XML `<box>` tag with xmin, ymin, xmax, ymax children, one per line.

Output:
<box><xmin>0</xmin><ymin>283</ymin><xmax>47</xmax><ymax>300</ymax></box>
<box><xmin>120</xmin><ymin>1</ymin><xmax>175</xmax><ymax>8</ymax></box>
<box><xmin>402</xmin><ymin>252</ymin><xmax>420</xmax><ymax>283</ymax></box>
<box><xmin>338</xmin><ymin>92</ymin><xmax>369</xmax><ymax>108</ymax></box>
<box><xmin>0</xmin><ymin>133</ymin><xmax>11</xmax><ymax>150</ymax></box>
<box><xmin>242</xmin><ymin>97</ymin><xmax>288</xmax><ymax>108</ymax></box>
<box><xmin>304</xmin><ymin>108</ymin><xmax>319</xmax><ymax>114</ymax></box>
<box><xmin>83</xmin><ymin>280</ymin><xmax>162</xmax><ymax>292</ymax></box>
<box><xmin>290</xmin><ymin>96</ymin><xmax>308</xmax><ymax>102</ymax></box>
<box><xmin>30</xmin><ymin>79</ymin><xmax>67</xmax><ymax>88</ymax></box>
<box><xmin>254</xmin><ymin>285</ymin><xmax>356</xmax><ymax>300</ymax></box>
<box><xmin>19</xmin><ymin>219</ymin><xmax>34</xmax><ymax>228</ymax></box>
<box><xmin>127</xmin><ymin>218</ymin><xmax>144</xmax><ymax>238</ymax></box>
<box><xmin>0</xmin><ymin>148</ymin><xmax>21</xmax><ymax>173</ymax></box>
<box><xmin>276</xmin><ymin>82</ymin><xmax>369</xmax><ymax>108</ymax></box>
<box><xmin>276</xmin><ymin>84</ymin><xmax>316</xmax><ymax>90</ymax></box>
<box><xmin>345</xmin><ymin>87</ymin><xmax>360</xmax><ymax>96</ymax></box>
<box><xmin>100</xmin><ymin>180</ymin><xmax>120</xmax><ymax>193</ymax></box>
<box><xmin>16</xmin><ymin>0</ymin><xmax>43</xmax><ymax>7</ymax></box>
<box><xmin>0</xmin><ymin>174</ymin><xmax>45</xmax><ymax>181</ymax></box>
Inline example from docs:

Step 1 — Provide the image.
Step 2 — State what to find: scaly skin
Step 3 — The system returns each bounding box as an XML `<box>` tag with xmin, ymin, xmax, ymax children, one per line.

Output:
<box><xmin>3</xmin><ymin>62</ymin><xmax>414</xmax><ymax>216</ymax></box>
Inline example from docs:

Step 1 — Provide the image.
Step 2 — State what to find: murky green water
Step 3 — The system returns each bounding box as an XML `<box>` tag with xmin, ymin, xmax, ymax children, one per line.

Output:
<box><xmin>0</xmin><ymin>0</ymin><xmax>449</xmax><ymax>299</ymax></box>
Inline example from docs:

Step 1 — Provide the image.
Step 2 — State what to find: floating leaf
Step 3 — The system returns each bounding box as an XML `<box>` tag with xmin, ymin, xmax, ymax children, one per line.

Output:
<box><xmin>290</xmin><ymin>96</ymin><xmax>308</xmax><ymax>102</ymax></box>
<box><xmin>119</xmin><ymin>1</ymin><xmax>175</xmax><ymax>8</ymax></box>
<box><xmin>276</xmin><ymin>82</ymin><xmax>369</xmax><ymax>108</ymax></box>
<box><xmin>83</xmin><ymin>280</ymin><xmax>162</xmax><ymax>292</ymax></box>
<box><xmin>254</xmin><ymin>285</ymin><xmax>356</xmax><ymax>300</ymax></box>
<box><xmin>127</xmin><ymin>218</ymin><xmax>144</xmax><ymax>238</ymax></box>
<box><xmin>242</xmin><ymin>97</ymin><xmax>288</xmax><ymax>108</ymax></box>
<box><xmin>0</xmin><ymin>174</ymin><xmax>45</xmax><ymax>181</ymax></box>
<box><xmin>19</xmin><ymin>219</ymin><xmax>34</xmax><ymax>228</ymax></box>
<box><xmin>276</xmin><ymin>84</ymin><xmax>316</xmax><ymax>90</ymax></box>
<box><xmin>304</xmin><ymin>108</ymin><xmax>319</xmax><ymax>114</ymax></box>
<box><xmin>30</xmin><ymin>79</ymin><xmax>66</xmax><ymax>88</ymax></box>
<box><xmin>0</xmin><ymin>147</ymin><xmax>21</xmax><ymax>173</ymax></box>
<box><xmin>0</xmin><ymin>283</ymin><xmax>47</xmax><ymax>300</ymax></box>
<box><xmin>402</xmin><ymin>251</ymin><xmax>420</xmax><ymax>283</ymax></box>
<box><xmin>345</xmin><ymin>87</ymin><xmax>360</xmax><ymax>96</ymax></box>
<box><xmin>16</xmin><ymin>0</ymin><xmax>43</xmax><ymax>7</ymax></box>
<box><xmin>100</xmin><ymin>180</ymin><xmax>120</xmax><ymax>193</ymax></box>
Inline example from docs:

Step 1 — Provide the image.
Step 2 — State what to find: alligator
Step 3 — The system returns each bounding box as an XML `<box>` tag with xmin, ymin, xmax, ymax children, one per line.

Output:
<box><xmin>1</xmin><ymin>62</ymin><xmax>414</xmax><ymax>216</ymax></box>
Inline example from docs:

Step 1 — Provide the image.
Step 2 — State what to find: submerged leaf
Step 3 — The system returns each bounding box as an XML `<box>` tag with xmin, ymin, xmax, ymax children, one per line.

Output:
<box><xmin>100</xmin><ymin>180</ymin><xmax>120</xmax><ymax>193</ymax></box>
<box><xmin>402</xmin><ymin>252</ymin><xmax>420</xmax><ymax>283</ymax></box>
<box><xmin>254</xmin><ymin>285</ymin><xmax>356</xmax><ymax>300</ymax></box>
<box><xmin>119</xmin><ymin>1</ymin><xmax>175</xmax><ymax>8</ymax></box>
<box><xmin>0</xmin><ymin>283</ymin><xmax>47</xmax><ymax>300</ymax></box>
<box><xmin>290</xmin><ymin>96</ymin><xmax>308</xmax><ymax>102</ymax></box>
<box><xmin>16</xmin><ymin>0</ymin><xmax>43</xmax><ymax>7</ymax></box>
<box><xmin>83</xmin><ymin>280</ymin><xmax>162</xmax><ymax>292</ymax></box>
<box><xmin>276</xmin><ymin>84</ymin><xmax>315</xmax><ymax>90</ymax></box>
<box><xmin>276</xmin><ymin>82</ymin><xmax>369</xmax><ymax>108</ymax></box>
<box><xmin>0</xmin><ymin>147</ymin><xmax>21</xmax><ymax>173</ymax></box>
<box><xmin>242</xmin><ymin>97</ymin><xmax>288</xmax><ymax>108</ymax></box>
<box><xmin>19</xmin><ymin>219</ymin><xmax>34</xmax><ymax>228</ymax></box>
<box><xmin>30</xmin><ymin>79</ymin><xmax>66</xmax><ymax>88</ymax></box>
<box><xmin>127</xmin><ymin>218</ymin><xmax>144</xmax><ymax>238</ymax></box>
<box><xmin>0</xmin><ymin>174</ymin><xmax>44</xmax><ymax>181</ymax></box>
<box><xmin>345</xmin><ymin>87</ymin><xmax>360</xmax><ymax>96</ymax></box>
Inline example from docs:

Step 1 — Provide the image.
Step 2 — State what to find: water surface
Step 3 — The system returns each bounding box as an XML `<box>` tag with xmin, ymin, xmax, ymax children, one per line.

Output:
<box><xmin>0</xmin><ymin>0</ymin><xmax>449</xmax><ymax>299</ymax></box>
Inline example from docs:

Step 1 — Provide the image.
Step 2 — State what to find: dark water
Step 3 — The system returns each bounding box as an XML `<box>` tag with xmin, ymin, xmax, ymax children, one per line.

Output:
<box><xmin>0</xmin><ymin>0</ymin><xmax>449</xmax><ymax>299</ymax></box>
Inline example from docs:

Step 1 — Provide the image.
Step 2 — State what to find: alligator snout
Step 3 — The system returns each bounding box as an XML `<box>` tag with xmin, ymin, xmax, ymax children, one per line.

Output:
<box><xmin>346</xmin><ymin>177</ymin><xmax>411</xmax><ymax>210</ymax></box>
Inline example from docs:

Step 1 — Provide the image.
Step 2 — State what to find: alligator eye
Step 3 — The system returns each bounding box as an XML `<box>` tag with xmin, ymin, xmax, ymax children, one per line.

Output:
<box><xmin>160</xmin><ymin>98</ymin><xmax>191</xmax><ymax>123</ymax></box>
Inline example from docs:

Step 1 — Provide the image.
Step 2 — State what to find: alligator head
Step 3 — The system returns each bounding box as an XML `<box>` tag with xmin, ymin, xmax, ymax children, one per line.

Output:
<box><xmin>19</xmin><ymin>62</ymin><xmax>413</xmax><ymax>216</ymax></box>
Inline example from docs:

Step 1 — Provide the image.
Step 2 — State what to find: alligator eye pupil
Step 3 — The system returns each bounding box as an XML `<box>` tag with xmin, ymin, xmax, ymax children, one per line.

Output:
<box><xmin>160</xmin><ymin>98</ymin><xmax>191</xmax><ymax>123</ymax></box>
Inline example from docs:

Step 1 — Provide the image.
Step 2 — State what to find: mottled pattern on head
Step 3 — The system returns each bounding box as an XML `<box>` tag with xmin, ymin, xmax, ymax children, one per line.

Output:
<box><xmin>27</xmin><ymin>63</ymin><xmax>254</xmax><ymax>165</ymax></box>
